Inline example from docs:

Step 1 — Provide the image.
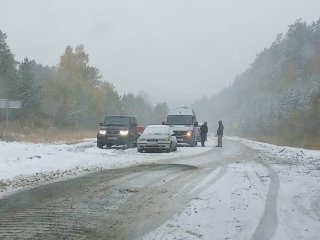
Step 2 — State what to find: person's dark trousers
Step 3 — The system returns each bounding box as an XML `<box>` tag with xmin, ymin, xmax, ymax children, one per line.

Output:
<box><xmin>201</xmin><ymin>136</ymin><xmax>206</xmax><ymax>147</ymax></box>
<box><xmin>217</xmin><ymin>136</ymin><xmax>222</xmax><ymax>147</ymax></box>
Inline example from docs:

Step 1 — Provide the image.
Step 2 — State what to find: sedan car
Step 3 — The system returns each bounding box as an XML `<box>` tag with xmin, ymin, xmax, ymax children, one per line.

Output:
<box><xmin>137</xmin><ymin>125</ymin><xmax>177</xmax><ymax>153</ymax></box>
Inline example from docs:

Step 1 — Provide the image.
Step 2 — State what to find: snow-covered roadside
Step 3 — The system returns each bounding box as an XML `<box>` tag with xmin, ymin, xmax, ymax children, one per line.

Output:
<box><xmin>232</xmin><ymin>137</ymin><xmax>320</xmax><ymax>239</ymax></box>
<box><xmin>142</xmin><ymin>137</ymin><xmax>320</xmax><ymax>240</ymax></box>
<box><xmin>0</xmin><ymin>138</ymin><xmax>213</xmax><ymax>198</ymax></box>
<box><xmin>228</xmin><ymin>136</ymin><xmax>320</xmax><ymax>174</ymax></box>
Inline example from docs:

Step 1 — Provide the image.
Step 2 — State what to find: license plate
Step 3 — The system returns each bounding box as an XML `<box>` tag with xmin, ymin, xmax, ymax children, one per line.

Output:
<box><xmin>107</xmin><ymin>137</ymin><xmax>117</xmax><ymax>140</ymax></box>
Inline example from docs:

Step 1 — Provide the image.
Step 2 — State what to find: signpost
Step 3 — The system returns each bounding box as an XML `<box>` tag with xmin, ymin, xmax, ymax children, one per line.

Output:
<box><xmin>0</xmin><ymin>99</ymin><xmax>22</xmax><ymax>140</ymax></box>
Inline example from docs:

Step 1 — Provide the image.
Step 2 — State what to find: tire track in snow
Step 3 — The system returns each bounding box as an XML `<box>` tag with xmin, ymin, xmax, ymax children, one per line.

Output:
<box><xmin>187</xmin><ymin>166</ymin><xmax>227</xmax><ymax>196</ymax></box>
<box><xmin>250</xmin><ymin>162</ymin><xmax>280</xmax><ymax>240</ymax></box>
<box><xmin>310</xmin><ymin>191</ymin><xmax>320</xmax><ymax>221</ymax></box>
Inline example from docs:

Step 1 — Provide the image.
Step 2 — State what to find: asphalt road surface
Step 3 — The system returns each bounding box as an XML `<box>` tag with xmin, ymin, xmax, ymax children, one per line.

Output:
<box><xmin>0</xmin><ymin>140</ymin><xmax>282</xmax><ymax>240</ymax></box>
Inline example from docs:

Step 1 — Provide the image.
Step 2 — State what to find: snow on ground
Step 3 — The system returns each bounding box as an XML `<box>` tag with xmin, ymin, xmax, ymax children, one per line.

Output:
<box><xmin>142</xmin><ymin>137</ymin><xmax>320</xmax><ymax>240</ymax></box>
<box><xmin>143</xmin><ymin>162</ymin><xmax>270</xmax><ymax>240</ymax></box>
<box><xmin>1</xmin><ymin>136</ymin><xmax>320</xmax><ymax>239</ymax></box>
<box><xmin>0</xmin><ymin>138</ymin><xmax>212</xmax><ymax>198</ymax></box>
<box><xmin>232</xmin><ymin>137</ymin><xmax>320</xmax><ymax>240</ymax></box>
<box><xmin>229</xmin><ymin>136</ymin><xmax>320</xmax><ymax>174</ymax></box>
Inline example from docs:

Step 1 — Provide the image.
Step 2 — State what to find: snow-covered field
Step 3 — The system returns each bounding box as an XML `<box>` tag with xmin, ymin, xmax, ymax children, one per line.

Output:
<box><xmin>1</xmin><ymin>136</ymin><xmax>320</xmax><ymax>239</ymax></box>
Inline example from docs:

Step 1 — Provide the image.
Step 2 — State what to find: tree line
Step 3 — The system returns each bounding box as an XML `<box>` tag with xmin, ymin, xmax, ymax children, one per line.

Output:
<box><xmin>193</xmin><ymin>18</ymin><xmax>320</xmax><ymax>148</ymax></box>
<box><xmin>0</xmin><ymin>30</ymin><xmax>168</xmax><ymax>133</ymax></box>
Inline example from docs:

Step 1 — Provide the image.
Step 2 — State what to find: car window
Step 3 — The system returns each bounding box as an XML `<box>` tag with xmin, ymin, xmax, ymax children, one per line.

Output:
<box><xmin>103</xmin><ymin>116</ymin><xmax>130</xmax><ymax>126</ymax></box>
<box><xmin>166</xmin><ymin>115</ymin><xmax>193</xmax><ymax>125</ymax></box>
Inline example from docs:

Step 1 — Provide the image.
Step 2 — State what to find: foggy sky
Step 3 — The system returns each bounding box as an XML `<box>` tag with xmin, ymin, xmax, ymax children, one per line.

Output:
<box><xmin>1</xmin><ymin>0</ymin><xmax>320</xmax><ymax>107</ymax></box>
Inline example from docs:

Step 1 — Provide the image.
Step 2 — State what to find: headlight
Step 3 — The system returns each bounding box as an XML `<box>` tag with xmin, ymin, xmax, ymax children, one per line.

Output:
<box><xmin>120</xmin><ymin>130</ymin><xmax>129</xmax><ymax>136</ymax></box>
<box><xmin>186</xmin><ymin>131</ymin><xmax>192</xmax><ymax>137</ymax></box>
<box><xmin>99</xmin><ymin>130</ymin><xmax>107</xmax><ymax>135</ymax></box>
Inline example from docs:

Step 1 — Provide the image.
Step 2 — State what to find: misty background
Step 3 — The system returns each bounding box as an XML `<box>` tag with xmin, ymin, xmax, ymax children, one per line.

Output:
<box><xmin>1</xmin><ymin>0</ymin><xmax>320</xmax><ymax>148</ymax></box>
<box><xmin>1</xmin><ymin>0</ymin><xmax>320</xmax><ymax>106</ymax></box>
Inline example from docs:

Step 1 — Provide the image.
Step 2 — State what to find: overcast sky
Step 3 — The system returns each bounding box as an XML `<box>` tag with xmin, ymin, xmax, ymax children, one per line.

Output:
<box><xmin>1</xmin><ymin>0</ymin><xmax>320</xmax><ymax>107</ymax></box>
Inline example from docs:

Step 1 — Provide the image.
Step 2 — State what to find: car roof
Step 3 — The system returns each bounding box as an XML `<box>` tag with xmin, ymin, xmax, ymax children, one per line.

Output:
<box><xmin>146</xmin><ymin>125</ymin><xmax>170</xmax><ymax>128</ymax></box>
<box><xmin>168</xmin><ymin>106</ymin><xmax>195</xmax><ymax>116</ymax></box>
<box><xmin>105</xmin><ymin>115</ymin><xmax>135</xmax><ymax>118</ymax></box>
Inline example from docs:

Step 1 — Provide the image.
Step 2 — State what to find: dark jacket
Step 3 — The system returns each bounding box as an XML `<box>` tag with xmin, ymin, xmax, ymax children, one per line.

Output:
<box><xmin>217</xmin><ymin>121</ymin><xmax>224</xmax><ymax>137</ymax></box>
<box><xmin>200</xmin><ymin>124</ymin><xmax>208</xmax><ymax>137</ymax></box>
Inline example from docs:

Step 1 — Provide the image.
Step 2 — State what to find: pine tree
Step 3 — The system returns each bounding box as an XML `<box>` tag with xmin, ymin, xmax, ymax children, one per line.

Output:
<box><xmin>0</xmin><ymin>30</ymin><xmax>17</xmax><ymax>98</ymax></box>
<box><xmin>17</xmin><ymin>58</ymin><xmax>41</xmax><ymax>113</ymax></box>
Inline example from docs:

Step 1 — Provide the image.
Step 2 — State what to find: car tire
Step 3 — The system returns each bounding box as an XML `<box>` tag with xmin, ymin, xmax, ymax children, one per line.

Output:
<box><xmin>97</xmin><ymin>142</ymin><xmax>104</xmax><ymax>149</ymax></box>
<box><xmin>106</xmin><ymin>144</ymin><xmax>112</xmax><ymax>148</ymax></box>
<box><xmin>138</xmin><ymin>149</ymin><xmax>142</xmax><ymax>153</ymax></box>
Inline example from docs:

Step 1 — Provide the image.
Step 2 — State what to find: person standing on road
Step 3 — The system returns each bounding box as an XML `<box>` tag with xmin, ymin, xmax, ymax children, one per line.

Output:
<box><xmin>216</xmin><ymin>120</ymin><xmax>224</xmax><ymax>147</ymax></box>
<box><xmin>200</xmin><ymin>122</ymin><xmax>208</xmax><ymax>147</ymax></box>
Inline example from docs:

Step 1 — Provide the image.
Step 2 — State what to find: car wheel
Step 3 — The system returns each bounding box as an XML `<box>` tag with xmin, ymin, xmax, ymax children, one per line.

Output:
<box><xmin>138</xmin><ymin>149</ymin><xmax>142</xmax><ymax>153</ymax></box>
<box><xmin>97</xmin><ymin>142</ymin><xmax>104</xmax><ymax>149</ymax></box>
<box><xmin>106</xmin><ymin>144</ymin><xmax>112</xmax><ymax>148</ymax></box>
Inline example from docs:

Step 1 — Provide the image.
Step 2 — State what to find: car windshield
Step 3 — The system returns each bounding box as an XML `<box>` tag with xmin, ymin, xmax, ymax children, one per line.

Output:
<box><xmin>166</xmin><ymin>115</ymin><xmax>193</xmax><ymax>125</ymax></box>
<box><xmin>103</xmin><ymin>116</ymin><xmax>130</xmax><ymax>126</ymax></box>
<box><xmin>143</xmin><ymin>126</ymin><xmax>170</xmax><ymax>135</ymax></box>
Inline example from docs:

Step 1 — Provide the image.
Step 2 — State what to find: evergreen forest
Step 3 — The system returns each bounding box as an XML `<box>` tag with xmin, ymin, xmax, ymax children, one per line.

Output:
<box><xmin>194</xmin><ymin>18</ymin><xmax>320</xmax><ymax>148</ymax></box>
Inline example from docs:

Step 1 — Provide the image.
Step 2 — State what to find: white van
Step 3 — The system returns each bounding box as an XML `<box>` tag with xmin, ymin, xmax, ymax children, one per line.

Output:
<box><xmin>164</xmin><ymin>106</ymin><xmax>199</xmax><ymax>146</ymax></box>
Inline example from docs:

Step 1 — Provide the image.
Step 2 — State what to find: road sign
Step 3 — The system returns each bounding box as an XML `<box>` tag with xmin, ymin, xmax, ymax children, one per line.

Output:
<box><xmin>0</xmin><ymin>99</ymin><xmax>22</xmax><ymax>140</ymax></box>
<box><xmin>0</xmin><ymin>99</ymin><xmax>22</xmax><ymax>109</ymax></box>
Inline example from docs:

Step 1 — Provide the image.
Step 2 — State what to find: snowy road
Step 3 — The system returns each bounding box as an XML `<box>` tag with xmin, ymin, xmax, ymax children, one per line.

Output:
<box><xmin>0</xmin><ymin>138</ymin><xmax>320</xmax><ymax>239</ymax></box>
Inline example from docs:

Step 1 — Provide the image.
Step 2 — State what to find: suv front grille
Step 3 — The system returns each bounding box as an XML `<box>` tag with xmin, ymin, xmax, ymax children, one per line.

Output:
<box><xmin>174</xmin><ymin>131</ymin><xmax>188</xmax><ymax>136</ymax></box>
<box><xmin>107</xmin><ymin>129</ymin><xmax>119</xmax><ymax>134</ymax></box>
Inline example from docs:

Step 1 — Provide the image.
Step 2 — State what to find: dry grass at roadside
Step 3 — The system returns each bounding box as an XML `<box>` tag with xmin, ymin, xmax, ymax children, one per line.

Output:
<box><xmin>23</xmin><ymin>130</ymin><xmax>96</xmax><ymax>144</ymax></box>
<box><xmin>252</xmin><ymin>136</ymin><xmax>320</xmax><ymax>150</ymax></box>
<box><xmin>1</xmin><ymin>120</ymin><xmax>97</xmax><ymax>144</ymax></box>
<box><xmin>1</xmin><ymin>128</ymin><xmax>96</xmax><ymax>144</ymax></box>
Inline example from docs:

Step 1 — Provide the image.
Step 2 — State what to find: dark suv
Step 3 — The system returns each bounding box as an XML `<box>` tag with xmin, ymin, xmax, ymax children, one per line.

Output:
<box><xmin>97</xmin><ymin>115</ymin><xmax>139</xmax><ymax>149</ymax></box>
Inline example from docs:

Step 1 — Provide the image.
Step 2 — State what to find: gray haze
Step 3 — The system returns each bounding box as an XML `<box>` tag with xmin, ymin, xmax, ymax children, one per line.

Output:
<box><xmin>1</xmin><ymin>0</ymin><xmax>320</xmax><ymax>107</ymax></box>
